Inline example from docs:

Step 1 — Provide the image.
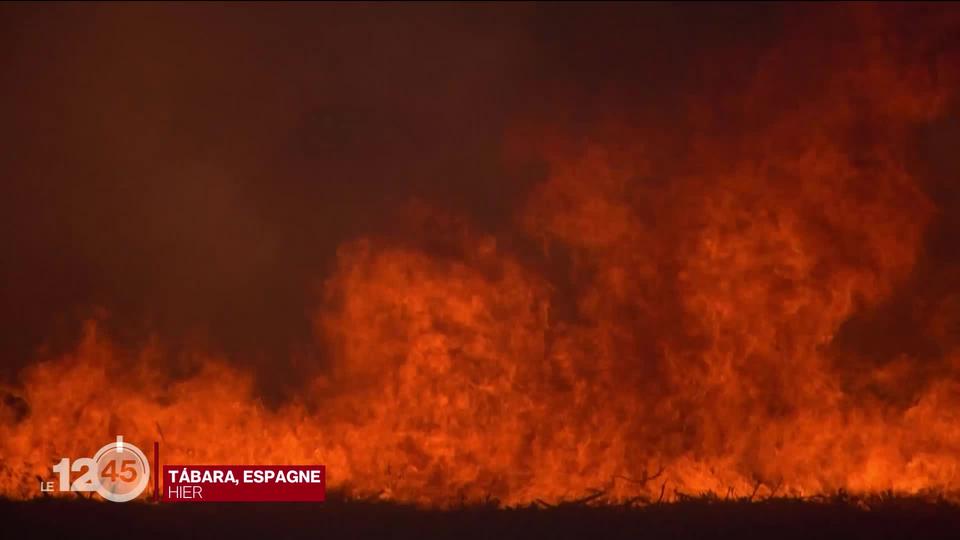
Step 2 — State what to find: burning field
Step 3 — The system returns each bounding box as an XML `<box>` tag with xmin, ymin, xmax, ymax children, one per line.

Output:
<box><xmin>1</xmin><ymin>2</ymin><xmax>960</xmax><ymax>529</ymax></box>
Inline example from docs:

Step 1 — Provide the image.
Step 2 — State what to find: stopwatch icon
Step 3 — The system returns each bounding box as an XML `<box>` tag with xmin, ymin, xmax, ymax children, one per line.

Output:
<box><xmin>91</xmin><ymin>436</ymin><xmax>151</xmax><ymax>502</ymax></box>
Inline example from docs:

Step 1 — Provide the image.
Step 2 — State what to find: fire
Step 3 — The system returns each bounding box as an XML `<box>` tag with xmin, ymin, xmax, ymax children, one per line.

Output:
<box><xmin>2</xmin><ymin>5</ymin><xmax>959</xmax><ymax>506</ymax></box>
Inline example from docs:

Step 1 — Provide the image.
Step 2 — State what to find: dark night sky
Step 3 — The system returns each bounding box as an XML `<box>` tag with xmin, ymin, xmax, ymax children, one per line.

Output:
<box><xmin>1</xmin><ymin>3</ymin><xmax>955</xmax><ymax>398</ymax></box>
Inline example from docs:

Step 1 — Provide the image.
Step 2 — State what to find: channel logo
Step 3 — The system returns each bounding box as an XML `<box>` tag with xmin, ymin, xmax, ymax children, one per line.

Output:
<box><xmin>43</xmin><ymin>436</ymin><xmax>150</xmax><ymax>503</ymax></box>
<box><xmin>40</xmin><ymin>435</ymin><xmax>326</xmax><ymax>503</ymax></box>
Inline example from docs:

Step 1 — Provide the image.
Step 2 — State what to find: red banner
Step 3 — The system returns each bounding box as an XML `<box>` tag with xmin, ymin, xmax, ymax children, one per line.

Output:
<box><xmin>162</xmin><ymin>465</ymin><xmax>325</xmax><ymax>502</ymax></box>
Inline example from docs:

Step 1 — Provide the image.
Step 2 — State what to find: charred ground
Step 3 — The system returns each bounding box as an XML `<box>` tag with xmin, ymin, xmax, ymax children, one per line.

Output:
<box><xmin>4</xmin><ymin>495</ymin><xmax>959</xmax><ymax>539</ymax></box>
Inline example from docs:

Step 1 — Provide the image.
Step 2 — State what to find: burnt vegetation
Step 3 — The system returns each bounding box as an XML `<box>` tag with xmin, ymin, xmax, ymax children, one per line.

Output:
<box><xmin>4</xmin><ymin>494</ymin><xmax>959</xmax><ymax>540</ymax></box>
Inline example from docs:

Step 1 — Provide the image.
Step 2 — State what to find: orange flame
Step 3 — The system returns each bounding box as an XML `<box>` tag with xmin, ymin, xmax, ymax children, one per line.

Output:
<box><xmin>2</xmin><ymin>5</ymin><xmax>959</xmax><ymax>506</ymax></box>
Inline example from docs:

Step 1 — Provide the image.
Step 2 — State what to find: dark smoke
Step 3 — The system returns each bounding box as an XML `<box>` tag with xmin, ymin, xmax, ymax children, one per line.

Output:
<box><xmin>0</xmin><ymin>2</ymin><xmax>957</xmax><ymax>405</ymax></box>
